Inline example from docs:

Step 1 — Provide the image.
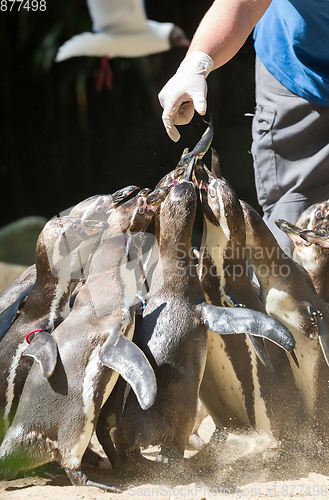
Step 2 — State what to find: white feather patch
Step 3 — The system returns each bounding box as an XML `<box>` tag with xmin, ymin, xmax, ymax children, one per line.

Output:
<box><xmin>68</xmin><ymin>346</ymin><xmax>104</xmax><ymax>468</ymax></box>
<box><xmin>4</xmin><ymin>342</ymin><xmax>27</xmax><ymax>433</ymax></box>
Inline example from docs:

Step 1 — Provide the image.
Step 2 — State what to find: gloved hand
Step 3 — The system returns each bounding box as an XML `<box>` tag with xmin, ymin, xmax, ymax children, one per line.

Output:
<box><xmin>158</xmin><ymin>52</ymin><xmax>214</xmax><ymax>142</ymax></box>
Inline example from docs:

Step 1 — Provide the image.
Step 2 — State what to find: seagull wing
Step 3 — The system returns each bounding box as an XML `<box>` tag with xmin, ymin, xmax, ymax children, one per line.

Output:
<box><xmin>87</xmin><ymin>0</ymin><xmax>148</xmax><ymax>33</ymax></box>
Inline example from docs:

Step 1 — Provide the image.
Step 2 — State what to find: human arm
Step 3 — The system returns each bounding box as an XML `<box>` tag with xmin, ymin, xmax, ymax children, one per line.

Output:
<box><xmin>158</xmin><ymin>0</ymin><xmax>272</xmax><ymax>141</ymax></box>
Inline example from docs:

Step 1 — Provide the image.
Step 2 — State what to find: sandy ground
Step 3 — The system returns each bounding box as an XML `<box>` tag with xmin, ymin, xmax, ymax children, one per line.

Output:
<box><xmin>1</xmin><ymin>416</ymin><xmax>329</xmax><ymax>500</ymax></box>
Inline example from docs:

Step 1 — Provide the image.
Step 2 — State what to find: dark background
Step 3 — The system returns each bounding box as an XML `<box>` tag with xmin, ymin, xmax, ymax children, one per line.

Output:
<box><xmin>0</xmin><ymin>0</ymin><xmax>260</xmax><ymax>234</ymax></box>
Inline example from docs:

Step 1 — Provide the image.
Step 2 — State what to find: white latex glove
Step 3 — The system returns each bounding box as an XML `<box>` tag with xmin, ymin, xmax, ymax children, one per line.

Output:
<box><xmin>158</xmin><ymin>52</ymin><xmax>214</xmax><ymax>142</ymax></box>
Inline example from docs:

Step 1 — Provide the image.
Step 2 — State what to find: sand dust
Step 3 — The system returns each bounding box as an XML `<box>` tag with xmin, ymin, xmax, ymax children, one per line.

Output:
<box><xmin>1</xmin><ymin>416</ymin><xmax>328</xmax><ymax>500</ymax></box>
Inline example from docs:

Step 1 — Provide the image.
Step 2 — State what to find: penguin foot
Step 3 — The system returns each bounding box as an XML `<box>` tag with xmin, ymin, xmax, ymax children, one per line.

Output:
<box><xmin>64</xmin><ymin>467</ymin><xmax>122</xmax><ymax>492</ymax></box>
<box><xmin>186</xmin><ymin>433</ymin><xmax>204</xmax><ymax>451</ymax></box>
<box><xmin>86</xmin><ymin>479</ymin><xmax>122</xmax><ymax>493</ymax></box>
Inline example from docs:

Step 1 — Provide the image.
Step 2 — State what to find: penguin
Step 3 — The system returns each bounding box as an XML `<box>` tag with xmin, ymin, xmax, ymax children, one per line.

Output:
<box><xmin>0</xmin><ymin>185</ymin><xmax>137</xmax><ymax>334</ymax></box>
<box><xmin>0</xmin><ymin>216</ymin><xmax>108</xmax><ymax>439</ymax></box>
<box><xmin>193</xmin><ymin>158</ymin><xmax>307</xmax><ymax>441</ymax></box>
<box><xmin>276</xmin><ymin>218</ymin><xmax>329</xmax><ymax>306</ymax></box>
<box><xmin>196</xmin><ymin>156</ymin><xmax>272</xmax><ymax>365</ymax></box>
<box><xmin>241</xmin><ymin>200</ymin><xmax>329</xmax><ymax>438</ymax></box>
<box><xmin>96</xmin><ymin>125</ymin><xmax>215</xmax><ymax>463</ymax></box>
<box><xmin>0</xmin><ymin>187</ymin><xmax>168</xmax><ymax>491</ymax></box>
<box><xmin>68</xmin><ymin>185</ymin><xmax>139</xmax><ymax>220</ymax></box>
<box><xmin>113</xmin><ymin>159</ymin><xmax>295</xmax><ymax>469</ymax></box>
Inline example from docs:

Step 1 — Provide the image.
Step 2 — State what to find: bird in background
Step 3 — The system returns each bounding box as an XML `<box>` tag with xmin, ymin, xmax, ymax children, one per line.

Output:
<box><xmin>55</xmin><ymin>0</ymin><xmax>190</xmax><ymax>91</ymax></box>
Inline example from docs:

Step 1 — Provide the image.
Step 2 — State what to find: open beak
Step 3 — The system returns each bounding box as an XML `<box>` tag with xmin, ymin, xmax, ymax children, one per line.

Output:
<box><xmin>136</xmin><ymin>188</ymin><xmax>152</xmax><ymax>198</ymax></box>
<box><xmin>299</xmin><ymin>229</ymin><xmax>329</xmax><ymax>249</ymax></box>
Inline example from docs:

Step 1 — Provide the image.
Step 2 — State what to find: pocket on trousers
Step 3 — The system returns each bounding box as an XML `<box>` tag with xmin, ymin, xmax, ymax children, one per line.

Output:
<box><xmin>251</xmin><ymin>106</ymin><xmax>282</xmax><ymax>208</ymax></box>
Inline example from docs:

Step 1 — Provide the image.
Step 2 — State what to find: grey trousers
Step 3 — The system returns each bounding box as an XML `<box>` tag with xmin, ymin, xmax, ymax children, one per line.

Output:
<box><xmin>251</xmin><ymin>57</ymin><xmax>329</xmax><ymax>255</ymax></box>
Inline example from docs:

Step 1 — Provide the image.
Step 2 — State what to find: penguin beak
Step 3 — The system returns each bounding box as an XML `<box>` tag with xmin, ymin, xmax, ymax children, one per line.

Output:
<box><xmin>181</xmin><ymin>157</ymin><xmax>196</xmax><ymax>181</ymax></box>
<box><xmin>136</xmin><ymin>188</ymin><xmax>152</xmax><ymax>198</ymax></box>
<box><xmin>145</xmin><ymin>186</ymin><xmax>171</xmax><ymax>206</ymax></box>
<box><xmin>275</xmin><ymin>219</ymin><xmax>312</xmax><ymax>247</ymax></box>
<box><xmin>173</xmin><ymin>165</ymin><xmax>187</xmax><ymax>179</ymax></box>
<box><xmin>110</xmin><ymin>185</ymin><xmax>139</xmax><ymax>207</ymax></box>
<box><xmin>298</xmin><ymin>229</ymin><xmax>329</xmax><ymax>249</ymax></box>
<box><xmin>211</xmin><ymin>148</ymin><xmax>221</xmax><ymax>178</ymax></box>
<box><xmin>172</xmin><ymin>156</ymin><xmax>196</xmax><ymax>184</ymax></box>
<box><xmin>275</xmin><ymin>219</ymin><xmax>302</xmax><ymax>238</ymax></box>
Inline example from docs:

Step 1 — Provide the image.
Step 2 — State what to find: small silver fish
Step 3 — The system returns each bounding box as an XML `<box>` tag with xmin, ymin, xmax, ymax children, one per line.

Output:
<box><xmin>176</xmin><ymin>116</ymin><xmax>214</xmax><ymax>170</ymax></box>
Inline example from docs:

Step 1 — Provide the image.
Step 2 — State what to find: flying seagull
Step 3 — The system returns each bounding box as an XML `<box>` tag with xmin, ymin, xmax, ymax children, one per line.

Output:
<box><xmin>55</xmin><ymin>0</ymin><xmax>189</xmax><ymax>90</ymax></box>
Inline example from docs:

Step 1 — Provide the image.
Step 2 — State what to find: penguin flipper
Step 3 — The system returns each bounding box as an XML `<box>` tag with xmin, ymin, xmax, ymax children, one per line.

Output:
<box><xmin>23</xmin><ymin>332</ymin><xmax>58</xmax><ymax>378</ymax></box>
<box><xmin>201</xmin><ymin>303</ymin><xmax>295</xmax><ymax>351</ymax></box>
<box><xmin>100</xmin><ymin>333</ymin><xmax>156</xmax><ymax>410</ymax></box>
<box><xmin>230</xmin><ymin>300</ymin><xmax>273</xmax><ymax>370</ymax></box>
<box><xmin>247</xmin><ymin>334</ymin><xmax>274</xmax><ymax>371</ymax></box>
<box><xmin>0</xmin><ymin>283</ymin><xmax>34</xmax><ymax>342</ymax></box>
<box><xmin>0</xmin><ymin>297</ymin><xmax>23</xmax><ymax>341</ymax></box>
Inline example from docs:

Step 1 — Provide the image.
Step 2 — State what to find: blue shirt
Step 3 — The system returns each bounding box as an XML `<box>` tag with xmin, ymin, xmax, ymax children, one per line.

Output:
<box><xmin>254</xmin><ymin>0</ymin><xmax>329</xmax><ymax>106</ymax></box>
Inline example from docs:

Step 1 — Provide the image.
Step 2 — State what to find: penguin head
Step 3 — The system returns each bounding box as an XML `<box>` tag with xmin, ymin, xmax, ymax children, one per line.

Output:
<box><xmin>239</xmin><ymin>199</ymin><xmax>273</xmax><ymax>251</ymax></box>
<box><xmin>69</xmin><ymin>194</ymin><xmax>112</xmax><ymax>220</ymax></box>
<box><xmin>37</xmin><ymin>216</ymin><xmax>108</xmax><ymax>278</ymax></box>
<box><xmin>83</xmin><ymin>194</ymin><xmax>115</xmax><ymax>220</ymax></box>
<box><xmin>111</xmin><ymin>185</ymin><xmax>139</xmax><ymax>203</ymax></box>
<box><xmin>195</xmin><ymin>160</ymin><xmax>246</xmax><ymax>246</ymax></box>
<box><xmin>157</xmin><ymin>161</ymin><xmax>197</xmax><ymax>245</ymax></box>
<box><xmin>284</xmin><ymin>200</ymin><xmax>329</xmax><ymax>266</ymax></box>
<box><xmin>69</xmin><ymin>185</ymin><xmax>139</xmax><ymax>221</ymax></box>
<box><xmin>295</xmin><ymin>200</ymin><xmax>329</xmax><ymax>230</ymax></box>
<box><xmin>105</xmin><ymin>186</ymin><xmax>170</xmax><ymax>236</ymax></box>
<box><xmin>275</xmin><ymin>219</ymin><xmax>322</xmax><ymax>267</ymax></box>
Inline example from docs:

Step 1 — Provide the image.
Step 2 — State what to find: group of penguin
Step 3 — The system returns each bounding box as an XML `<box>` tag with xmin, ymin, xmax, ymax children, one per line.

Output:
<box><xmin>1</xmin><ymin>120</ymin><xmax>329</xmax><ymax>492</ymax></box>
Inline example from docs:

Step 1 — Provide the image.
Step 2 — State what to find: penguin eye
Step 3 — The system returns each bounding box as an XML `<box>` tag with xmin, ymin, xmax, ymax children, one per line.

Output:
<box><xmin>95</xmin><ymin>206</ymin><xmax>103</xmax><ymax>213</ymax></box>
<box><xmin>139</xmin><ymin>207</ymin><xmax>145</xmax><ymax>214</ymax></box>
<box><xmin>72</xmin><ymin>224</ymin><xmax>78</xmax><ymax>232</ymax></box>
<box><xmin>209</xmin><ymin>186</ymin><xmax>216</xmax><ymax>198</ymax></box>
<box><xmin>316</xmin><ymin>210</ymin><xmax>323</xmax><ymax>218</ymax></box>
